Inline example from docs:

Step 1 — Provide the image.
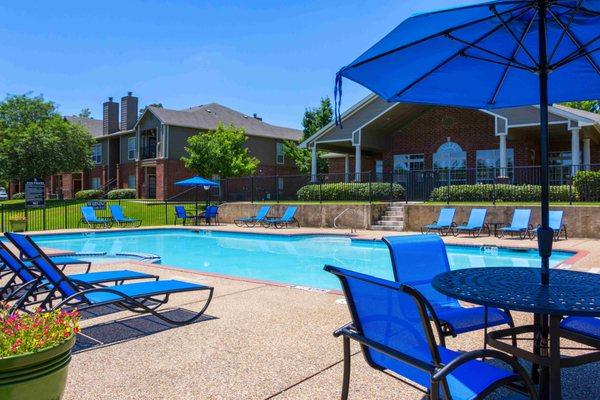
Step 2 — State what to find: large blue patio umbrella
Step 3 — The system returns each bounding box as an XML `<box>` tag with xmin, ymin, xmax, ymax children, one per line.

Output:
<box><xmin>335</xmin><ymin>0</ymin><xmax>600</xmax><ymax>285</ymax></box>
<box><xmin>175</xmin><ymin>176</ymin><xmax>219</xmax><ymax>214</ymax></box>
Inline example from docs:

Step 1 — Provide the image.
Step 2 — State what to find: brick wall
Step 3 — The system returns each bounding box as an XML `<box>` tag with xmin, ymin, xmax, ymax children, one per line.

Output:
<box><xmin>117</xmin><ymin>162</ymin><xmax>137</xmax><ymax>189</ymax></box>
<box><xmin>328</xmin><ymin>156</ymin><xmax>377</xmax><ymax>175</ymax></box>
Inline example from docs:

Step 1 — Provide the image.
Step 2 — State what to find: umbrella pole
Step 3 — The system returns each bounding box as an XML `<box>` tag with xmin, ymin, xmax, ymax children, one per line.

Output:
<box><xmin>195</xmin><ymin>186</ymin><xmax>199</xmax><ymax>223</ymax></box>
<box><xmin>537</xmin><ymin>0</ymin><xmax>553</xmax><ymax>287</ymax></box>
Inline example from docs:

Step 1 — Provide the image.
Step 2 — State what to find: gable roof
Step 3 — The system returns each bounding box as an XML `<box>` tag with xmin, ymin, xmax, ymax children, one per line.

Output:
<box><xmin>65</xmin><ymin>116</ymin><xmax>103</xmax><ymax>138</ymax></box>
<box><xmin>139</xmin><ymin>103</ymin><xmax>302</xmax><ymax>141</ymax></box>
<box><xmin>552</xmin><ymin>104</ymin><xmax>600</xmax><ymax>125</ymax></box>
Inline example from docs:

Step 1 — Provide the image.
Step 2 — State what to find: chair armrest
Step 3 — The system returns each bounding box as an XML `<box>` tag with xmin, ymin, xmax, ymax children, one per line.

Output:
<box><xmin>432</xmin><ymin>349</ymin><xmax>538</xmax><ymax>399</ymax></box>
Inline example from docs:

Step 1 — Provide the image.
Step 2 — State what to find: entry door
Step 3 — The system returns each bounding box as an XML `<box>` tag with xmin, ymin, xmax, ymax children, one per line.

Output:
<box><xmin>148</xmin><ymin>175</ymin><xmax>157</xmax><ymax>198</ymax></box>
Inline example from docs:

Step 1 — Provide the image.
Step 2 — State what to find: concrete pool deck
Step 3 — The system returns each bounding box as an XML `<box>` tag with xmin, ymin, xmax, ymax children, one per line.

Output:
<box><xmin>4</xmin><ymin>225</ymin><xmax>599</xmax><ymax>399</ymax></box>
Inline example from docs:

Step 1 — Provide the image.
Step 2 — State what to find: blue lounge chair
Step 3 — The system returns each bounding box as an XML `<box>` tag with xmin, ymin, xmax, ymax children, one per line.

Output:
<box><xmin>174</xmin><ymin>205</ymin><xmax>196</xmax><ymax>225</ymax></box>
<box><xmin>421</xmin><ymin>208</ymin><xmax>456</xmax><ymax>236</ymax></box>
<box><xmin>324</xmin><ymin>265</ymin><xmax>537</xmax><ymax>400</ymax></box>
<box><xmin>498</xmin><ymin>209</ymin><xmax>532</xmax><ymax>239</ymax></box>
<box><xmin>80</xmin><ymin>206</ymin><xmax>113</xmax><ymax>229</ymax></box>
<box><xmin>528</xmin><ymin>210</ymin><xmax>567</xmax><ymax>241</ymax></box>
<box><xmin>560</xmin><ymin>317</ymin><xmax>600</xmax><ymax>343</ymax></box>
<box><xmin>383</xmin><ymin>235</ymin><xmax>513</xmax><ymax>338</ymax></box>
<box><xmin>109</xmin><ymin>205</ymin><xmax>142</xmax><ymax>228</ymax></box>
<box><xmin>0</xmin><ymin>241</ymin><xmax>156</xmax><ymax>301</ymax></box>
<box><xmin>20</xmin><ymin>253</ymin><xmax>93</xmax><ymax>273</ymax></box>
<box><xmin>262</xmin><ymin>206</ymin><xmax>299</xmax><ymax>228</ymax></box>
<box><xmin>234</xmin><ymin>205</ymin><xmax>271</xmax><ymax>227</ymax></box>
<box><xmin>452</xmin><ymin>208</ymin><xmax>489</xmax><ymax>237</ymax></box>
<box><xmin>5</xmin><ymin>233</ymin><xmax>213</xmax><ymax>325</ymax></box>
<box><xmin>200</xmin><ymin>205</ymin><xmax>219</xmax><ymax>225</ymax></box>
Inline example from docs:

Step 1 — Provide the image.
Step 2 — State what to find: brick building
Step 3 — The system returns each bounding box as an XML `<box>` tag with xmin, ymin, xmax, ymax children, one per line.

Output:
<box><xmin>46</xmin><ymin>93</ymin><xmax>301</xmax><ymax>200</ymax></box>
<box><xmin>301</xmin><ymin>94</ymin><xmax>600</xmax><ymax>188</ymax></box>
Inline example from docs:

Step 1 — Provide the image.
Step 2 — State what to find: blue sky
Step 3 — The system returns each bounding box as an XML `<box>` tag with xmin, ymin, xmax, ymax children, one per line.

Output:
<box><xmin>0</xmin><ymin>1</ymin><xmax>474</xmax><ymax>129</ymax></box>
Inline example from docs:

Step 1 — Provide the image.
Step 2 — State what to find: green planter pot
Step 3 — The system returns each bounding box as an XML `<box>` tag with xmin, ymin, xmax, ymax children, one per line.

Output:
<box><xmin>0</xmin><ymin>335</ymin><xmax>76</xmax><ymax>400</ymax></box>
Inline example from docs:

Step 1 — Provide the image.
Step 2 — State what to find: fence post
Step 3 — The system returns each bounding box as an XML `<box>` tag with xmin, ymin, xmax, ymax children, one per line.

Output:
<box><xmin>43</xmin><ymin>206</ymin><xmax>46</xmax><ymax>231</ymax></box>
<box><xmin>64</xmin><ymin>200</ymin><xmax>67</xmax><ymax>229</ymax></box>
<box><xmin>164</xmin><ymin>201</ymin><xmax>168</xmax><ymax>225</ymax></box>
<box><xmin>319</xmin><ymin>175</ymin><xmax>323</xmax><ymax>204</ymax></box>
<box><xmin>569</xmin><ymin>177</ymin><xmax>573</xmax><ymax>205</ymax></box>
<box><xmin>275</xmin><ymin>175</ymin><xmax>279</xmax><ymax>204</ymax></box>
<box><xmin>25</xmin><ymin>207</ymin><xmax>28</xmax><ymax>231</ymax></box>
<box><xmin>368</xmin><ymin>172</ymin><xmax>372</xmax><ymax>203</ymax></box>
<box><xmin>492</xmin><ymin>168</ymin><xmax>497</xmax><ymax>206</ymax></box>
<box><xmin>250</xmin><ymin>176</ymin><xmax>254</xmax><ymax>203</ymax></box>
<box><xmin>389</xmin><ymin>174</ymin><xmax>394</xmax><ymax>203</ymax></box>
<box><xmin>446</xmin><ymin>169</ymin><xmax>451</xmax><ymax>205</ymax></box>
<box><xmin>0</xmin><ymin>203</ymin><xmax>3</xmax><ymax>232</ymax></box>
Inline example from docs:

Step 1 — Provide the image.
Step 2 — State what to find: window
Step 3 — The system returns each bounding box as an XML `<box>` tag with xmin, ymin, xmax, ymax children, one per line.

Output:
<box><xmin>375</xmin><ymin>160</ymin><xmax>384</xmax><ymax>182</ymax></box>
<box><xmin>276</xmin><ymin>142</ymin><xmax>285</xmax><ymax>165</ymax></box>
<box><xmin>277</xmin><ymin>177</ymin><xmax>284</xmax><ymax>191</ymax></box>
<box><xmin>433</xmin><ymin>142</ymin><xmax>467</xmax><ymax>184</ymax></box>
<box><xmin>128</xmin><ymin>137</ymin><xmax>137</xmax><ymax>160</ymax></box>
<box><xmin>393</xmin><ymin>154</ymin><xmax>424</xmax><ymax>173</ymax></box>
<box><xmin>549</xmin><ymin>151</ymin><xmax>575</xmax><ymax>185</ymax></box>
<box><xmin>90</xmin><ymin>177</ymin><xmax>101</xmax><ymax>189</ymax></box>
<box><xmin>476</xmin><ymin>149</ymin><xmax>515</xmax><ymax>183</ymax></box>
<box><xmin>127</xmin><ymin>175</ymin><xmax>136</xmax><ymax>189</ymax></box>
<box><xmin>91</xmin><ymin>144</ymin><xmax>102</xmax><ymax>164</ymax></box>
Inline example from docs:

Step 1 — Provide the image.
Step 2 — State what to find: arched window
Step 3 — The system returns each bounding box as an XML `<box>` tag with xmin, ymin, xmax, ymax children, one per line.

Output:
<box><xmin>433</xmin><ymin>142</ymin><xmax>467</xmax><ymax>183</ymax></box>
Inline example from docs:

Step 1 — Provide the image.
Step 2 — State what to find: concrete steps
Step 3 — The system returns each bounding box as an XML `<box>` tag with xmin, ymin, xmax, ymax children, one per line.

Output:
<box><xmin>371</xmin><ymin>203</ymin><xmax>405</xmax><ymax>231</ymax></box>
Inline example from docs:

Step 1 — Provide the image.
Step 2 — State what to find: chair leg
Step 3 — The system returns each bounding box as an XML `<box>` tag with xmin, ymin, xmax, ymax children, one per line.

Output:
<box><xmin>341</xmin><ymin>336</ymin><xmax>351</xmax><ymax>400</ymax></box>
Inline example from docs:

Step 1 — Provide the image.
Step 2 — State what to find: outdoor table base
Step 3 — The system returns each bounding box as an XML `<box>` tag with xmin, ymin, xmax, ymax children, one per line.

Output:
<box><xmin>432</xmin><ymin>267</ymin><xmax>600</xmax><ymax>400</ymax></box>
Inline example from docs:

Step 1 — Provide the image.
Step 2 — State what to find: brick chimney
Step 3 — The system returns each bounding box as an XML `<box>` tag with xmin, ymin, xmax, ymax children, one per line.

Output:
<box><xmin>120</xmin><ymin>91</ymin><xmax>139</xmax><ymax>131</ymax></box>
<box><xmin>103</xmin><ymin>97</ymin><xmax>119</xmax><ymax>135</ymax></box>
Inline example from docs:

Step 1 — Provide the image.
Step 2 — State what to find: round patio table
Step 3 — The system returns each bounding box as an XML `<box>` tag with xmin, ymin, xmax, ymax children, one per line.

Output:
<box><xmin>432</xmin><ymin>267</ymin><xmax>600</xmax><ymax>400</ymax></box>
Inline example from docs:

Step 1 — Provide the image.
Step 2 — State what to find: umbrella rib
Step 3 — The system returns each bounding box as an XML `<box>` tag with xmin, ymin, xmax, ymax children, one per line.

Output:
<box><xmin>554</xmin><ymin>46</ymin><xmax>600</xmax><ymax>70</ymax></box>
<box><xmin>553</xmin><ymin>3</ymin><xmax>600</xmax><ymax>17</ymax></box>
<box><xmin>447</xmin><ymin>33</ymin><xmax>535</xmax><ymax>70</ymax></box>
<box><xmin>341</xmin><ymin>2</ymin><xmax>533</xmax><ymax>72</ymax></box>
<box><xmin>548</xmin><ymin>0</ymin><xmax>583</xmax><ymax>63</ymax></box>
<box><xmin>490</xmin><ymin>5</ymin><xmax>539</xmax><ymax>67</ymax></box>
<box><xmin>547</xmin><ymin>7</ymin><xmax>600</xmax><ymax>75</ymax></box>
<box><xmin>489</xmin><ymin>8</ymin><xmax>538</xmax><ymax>105</ymax></box>
<box><xmin>550</xmin><ymin>33</ymin><xmax>600</xmax><ymax>69</ymax></box>
<box><xmin>461</xmin><ymin>53</ymin><xmax>536</xmax><ymax>71</ymax></box>
<box><xmin>393</xmin><ymin>6</ymin><xmax>533</xmax><ymax>99</ymax></box>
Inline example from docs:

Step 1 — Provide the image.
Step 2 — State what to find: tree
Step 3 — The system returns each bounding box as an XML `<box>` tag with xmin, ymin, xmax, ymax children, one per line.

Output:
<box><xmin>181</xmin><ymin>122</ymin><xmax>259</xmax><ymax>178</ymax></box>
<box><xmin>140</xmin><ymin>103</ymin><xmax>163</xmax><ymax>117</ymax></box>
<box><xmin>284</xmin><ymin>97</ymin><xmax>333</xmax><ymax>174</ymax></box>
<box><xmin>78</xmin><ymin>108</ymin><xmax>92</xmax><ymax>118</ymax></box>
<box><xmin>562</xmin><ymin>100</ymin><xmax>599</xmax><ymax>113</ymax></box>
<box><xmin>0</xmin><ymin>94</ymin><xmax>95</xmax><ymax>182</ymax></box>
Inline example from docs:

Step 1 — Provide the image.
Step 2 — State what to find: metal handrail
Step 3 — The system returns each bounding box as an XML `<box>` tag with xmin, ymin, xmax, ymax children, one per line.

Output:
<box><xmin>334</xmin><ymin>207</ymin><xmax>357</xmax><ymax>233</ymax></box>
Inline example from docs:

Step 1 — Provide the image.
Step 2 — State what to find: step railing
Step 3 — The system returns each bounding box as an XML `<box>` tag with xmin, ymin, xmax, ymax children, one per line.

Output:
<box><xmin>333</xmin><ymin>207</ymin><xmax>357</xmax><ymax>233</ymax></box>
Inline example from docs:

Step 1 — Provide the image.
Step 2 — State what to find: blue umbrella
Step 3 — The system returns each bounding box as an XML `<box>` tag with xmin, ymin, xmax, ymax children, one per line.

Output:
<box><xmin>335</xmin><ymin>0</ymin><xmax>600</xmax><ymax>285</ymax></box>
<box><xmin>175</xmin><ymin>176</ymin><xmax>219</xmax><ymax>214</ymax></box>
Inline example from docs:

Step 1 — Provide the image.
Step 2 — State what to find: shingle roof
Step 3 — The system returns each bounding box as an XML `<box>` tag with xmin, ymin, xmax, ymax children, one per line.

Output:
<box><xmin>146</xmin><ymin>103</ymin><xmax>302</xmax><ymax>141</ymax></box>
<box><xmin>65</xmin><ymin>116</ymin><xmax>103</xmax><ymax>138</ymax></box>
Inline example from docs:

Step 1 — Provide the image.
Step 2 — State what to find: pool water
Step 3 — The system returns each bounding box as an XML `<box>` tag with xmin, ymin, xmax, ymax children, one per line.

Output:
<box><xmin>31</xmin><ymin>229</ymin><xmax>573</xmax><ymax>291</ymax></box>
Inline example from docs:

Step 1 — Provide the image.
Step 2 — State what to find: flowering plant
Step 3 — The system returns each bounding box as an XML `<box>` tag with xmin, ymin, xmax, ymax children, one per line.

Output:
<box><xmin>0</xmin><ymin>304</ymin><xmax>80</xmax><ymax>358</ymax></box>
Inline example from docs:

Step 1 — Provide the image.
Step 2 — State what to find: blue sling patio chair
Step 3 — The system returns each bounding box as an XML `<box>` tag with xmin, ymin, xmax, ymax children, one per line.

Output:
<box><xmin>324</xmin><ymin>265</ymin><xmax>537</xmax><ymax>400</ymax></box>
<box><xmin>558</xmin><ymin>317</ymin><xmax>600</xmax><ymax>368</ymax></box>
<box><xmin>421</xmin><ymin>208</ymin><xmax>456</xmax><ymax>236</ymax></box>
<box><xmin>5</xmin><ymin>233</ymin><xmax>213</xmax><ymax>325</ymax></box>
<box><xmin>0</xmin><ymin>240</ymin><xmax>157</xmax><ymax>302</ymax></box>
<box><xmin>528</xmin><ymin>210</ymin><xmax>567</xmax><ymax>241</ymax></box>
<box><xmin>80</xmin><ymin>206</ymin><xmax>113</xmax><ymax>229</ymax></box>
<box><xmin>383</xmin><ymin>235</ymin><xmax>514</xmax><ymax>339</ymax></box>
<box><xmin>200</xmin><ymin>205</ymin><xmax>219</xmax><ymax>225</ymax></box>
<box><xmin>174</xmin><ymin>205</ymin><xmax>196</xmax><ymax>226</ymax></box>
<box><xmin>497</xmin><ymin>209</ymin><xmax>532</xmax><ymax>240</ymax></box>
<box><xmin>262</xmin><ymin>206</ymin><xmax>300</xmax><ymax>229</ymax></box>
<box><xmin>109</xmin><ymin>205</ymin><xmax>142</xmax><ymax>228</ymax></box>
<box><xmin>452</xmin><ymin>208</ymin><xmax>489</xmax><ymax>238</ymax></box>
<box><xmin>234</xmin><ymin>205</ymin><xmax>271</xmax><ymax>227</ymax></box>
<box><xmin>20</xmin><ymin>253</ymin><xmax>93</xmax><ymax>273</ymax></box>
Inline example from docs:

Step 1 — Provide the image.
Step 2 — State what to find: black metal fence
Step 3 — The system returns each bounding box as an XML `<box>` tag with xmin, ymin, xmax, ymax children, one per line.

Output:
<box><xmin>218</xmin><ymin>164</ymin><xmax>600</xmax><ymax>204</ymax></box>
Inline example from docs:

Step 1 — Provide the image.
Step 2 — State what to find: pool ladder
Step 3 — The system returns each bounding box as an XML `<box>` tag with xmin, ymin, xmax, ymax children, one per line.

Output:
<box><xmin>333</xmin><ymin>208</ymin><xmax>357</xmax><ymax>234</ymax></box>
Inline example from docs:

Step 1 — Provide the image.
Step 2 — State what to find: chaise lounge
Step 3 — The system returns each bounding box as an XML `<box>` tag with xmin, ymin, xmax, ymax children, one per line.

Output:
<box><xmin>80</xmin><ymin>206</ymin><xmax>113</xmax><ymax>229</ymax></box>
<box><xmin>262</xmin><ymin>206</ymin><xmax>299</xmax><ymax>228</ymax></box>
<box><xmin>452</xmin><ymin>208</ymin><xmax>489</xmax><ymax>237</ymax></box>
<box><xmin>234</xmin><ymin>205</ymin><xmax>271</xmax><ymax>227</ymax></box>
<box><xmin>528</xmin><ymin>210</ymin><xmax>567</xmax><ymax>241</ymax></box>
<box><xmin>421</xmin><ymin>208</ymin><xmax>456</xmax><ymax>236</ymax></box>
<box><xmin>109</xmin><ymin>204</ymin><xmax>142</xmax><ymax>228</ymax></box>
<box><xmin>498</xmin><ymin>209</ymin><xmax>532</xmax><ymax>239</ymax></box>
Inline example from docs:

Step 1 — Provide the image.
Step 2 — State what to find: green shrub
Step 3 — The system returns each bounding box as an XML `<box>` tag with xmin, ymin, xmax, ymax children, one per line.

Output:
<box><xmin>75</xmin><ymin>189</ymin><xmax>103</xmax><ymax>200</ymax></box>
<box><xmin>107</xmin><ymin>188</ymin><xmax>137</xmax><ymax>199</ymax></box>
<box><xmin>296</xmin><ymin>182</ymin><xmax>405</xmax><ymax>201</ymax></box>
<box><xmin>12</xmin><ymin>192</ymin><xmax>24</xmax><ymax>199</ymax></box>
<box><xmin>573</xmin><ymin>170</ymin><xmax>600</xmax><ymax>201</ymax></box>
<box><xmin>429</xmin><ymin>184</ymin><xmax>574</xmax><ymax>202</ymax></box>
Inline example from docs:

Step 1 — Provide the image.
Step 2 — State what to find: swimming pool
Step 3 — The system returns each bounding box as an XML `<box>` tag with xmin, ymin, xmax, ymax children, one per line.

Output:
<box><xmin>27</xmin><ymin>229</ymin><xmax>573</xmax><ymax>290</ymax></box>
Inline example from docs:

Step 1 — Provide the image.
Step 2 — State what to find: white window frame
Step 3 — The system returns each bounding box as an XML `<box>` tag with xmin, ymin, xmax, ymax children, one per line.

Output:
<box><xmin>127</xmin><ymin>137</ymin><xmax>137</xmax><ymax>160</ymax></box>
<box><xmin>276</xmin><ymin>142</ymin><xmax>285</xmax><ymax>165</ymax></box>
<box><xmin>92</xmin><ymin>144</ymin><xmax>102</xmax><ymax>164</ymax></box>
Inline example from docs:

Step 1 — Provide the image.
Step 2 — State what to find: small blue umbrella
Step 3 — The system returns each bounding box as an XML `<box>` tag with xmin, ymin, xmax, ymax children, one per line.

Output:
<box><xmin>175</xmin><ymin>176</ymin><xmax>219</xmax><ymax>213</ymax></box>
<box><xmin>335</xmin><ymin>0</ymin><xmax>600</xmax><ymax>286</ymax></box>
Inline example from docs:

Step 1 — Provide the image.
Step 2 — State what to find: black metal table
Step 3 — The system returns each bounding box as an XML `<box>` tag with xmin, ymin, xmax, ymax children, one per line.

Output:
<box><xmin>432</xmin><ymin>267</ymin><xmax>600</xmax><ymax>400</ymax></box>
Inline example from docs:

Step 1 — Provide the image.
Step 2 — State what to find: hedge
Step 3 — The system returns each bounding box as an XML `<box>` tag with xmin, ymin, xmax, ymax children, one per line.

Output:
<box><xmin>12</xmin><ymin>192</ymin><xmax>25</xmax><ymax>200</ymax></box>
<box><xmin>107</xmin><ymin>188</ymin><xmax>137</xmax><ymax>199</ymax></box>
<box><xmin>74</xmin><ymin>189</ymin><xmax>104</xmax><ymax>200</ymax></box>
<box><xmin>296</xmin><ymin>182</ymin><xmax>405</xmax><ymax>201</ymax></box>
<box><xmin>429</xmin><ymin>184</ymin><xmax>574</xmax><ymax>202</ymax></box>
<box><xmin>573</xmin><ymin>170</ymin><xmax>600</xmax><ymax>201</ymax></box>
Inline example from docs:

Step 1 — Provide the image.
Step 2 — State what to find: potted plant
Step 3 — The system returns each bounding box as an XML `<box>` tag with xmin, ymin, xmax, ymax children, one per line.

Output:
<box><xmin>8</xmin><ymin>215</ymin><xmax>27</xmax><ymax>232</ymax></box>
<box><xmin>0</xmin><ymin>304</ymin><xmax>79</xmax><ymax>399</ymax></box>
